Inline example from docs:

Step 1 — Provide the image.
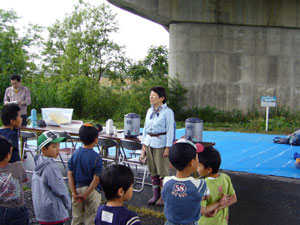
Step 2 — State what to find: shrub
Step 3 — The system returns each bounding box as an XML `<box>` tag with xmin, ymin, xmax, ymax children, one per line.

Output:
<box><xmin>182</xmin><ymin>106</ymin><xmax>247</xmax><ymax>123</ymax></box>
<box><xmin>168</xmin><ymin>75</ymin><xmax>187</xmax><ymax>120</ymax></box>
<box><xmin>23</xmin><ymin>74</ymin><xmax>59</xmax><ymax>112</ymax></box>
<box><xmin>56</xmin><ymin>75</ymin><xmax>94</xmax><ymax>118</ymax></box>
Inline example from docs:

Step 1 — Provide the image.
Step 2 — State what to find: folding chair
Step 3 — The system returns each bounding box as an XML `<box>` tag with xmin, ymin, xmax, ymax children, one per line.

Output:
<box><xmin>97</xmin><ymin>137</ymin><xmax>123</xmax><ymax>166</ymax></box>
<box><xmin>54</xmin><ymin>131</ymin><xmax>77</xmax><ymax>169</ymax></box>
<box><xmin>20</xmin><ymin>131</ymin><xmax>39</xmax><ymax>160</ymax></box>
<box><xmin>119</xmin><ymin>139</ymin><xmax>149</xmax><ymax>192</ymax></box>
<box><xmin>20</xmin><ymin>131</ymin><xmax>40</xmax><ymax>174</ymax></box>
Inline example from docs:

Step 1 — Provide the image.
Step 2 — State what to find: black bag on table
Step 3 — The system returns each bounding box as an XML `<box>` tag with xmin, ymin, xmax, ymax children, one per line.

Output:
<box><xmin>37</xmin><ymin>120</ymin><xmax>46</xmax><ymax>127</ymax></box>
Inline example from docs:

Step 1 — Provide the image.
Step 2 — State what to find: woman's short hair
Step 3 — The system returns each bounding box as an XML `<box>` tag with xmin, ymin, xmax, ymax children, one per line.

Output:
<box><xmin>150</xmin><ymin>86</ymin><xmax>167</xmax><ymax>104</ymax></box>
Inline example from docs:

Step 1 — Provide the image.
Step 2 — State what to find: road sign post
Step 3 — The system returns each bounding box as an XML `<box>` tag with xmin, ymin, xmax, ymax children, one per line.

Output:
<box><xmin>261</xmin><ymin>96</ymin><xmax>276</xmax><ymax>131</ymax></box>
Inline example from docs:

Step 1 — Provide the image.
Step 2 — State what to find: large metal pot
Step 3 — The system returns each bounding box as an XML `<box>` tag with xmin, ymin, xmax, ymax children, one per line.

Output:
<box><xmin>124</xmin><ymin>113</ymin><xmax>140</xmax><ymax>138</ymax></box>
<box><xmin>185</xmin><ymin>117</ymin><xmax>203</xmax><ymax>142</ymax></box>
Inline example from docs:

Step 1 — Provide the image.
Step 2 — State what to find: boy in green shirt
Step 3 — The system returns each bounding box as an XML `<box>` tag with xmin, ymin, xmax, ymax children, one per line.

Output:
<box><xmin>197</xmin><ymin>147</ymin><xmax>237</xmax><ymax>225</ymax></box>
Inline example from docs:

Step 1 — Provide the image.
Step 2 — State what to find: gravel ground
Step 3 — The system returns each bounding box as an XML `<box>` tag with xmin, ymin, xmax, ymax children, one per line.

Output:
<box><xmin>23</xmin><ymin>154</ymin><xmax>166</xmax><ymax>225</ymax></box>
<box><xmin>24</xmin><ymin>191</ymin><xmax>165</xmax><ymax>225</ymax></box>
<box><xmin>24</xmin><ymin>191</ymin><xmax>71</xmax><ymax>225</ymax></box>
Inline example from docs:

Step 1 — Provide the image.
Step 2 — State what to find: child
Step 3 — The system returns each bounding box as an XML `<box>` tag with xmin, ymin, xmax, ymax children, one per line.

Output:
<box><xmin>68</xmin><ymin>123</ymin><xmax>103</xmax><ymax>225</ymax></box>
<box><xmin>0</xmin><ymin>103</ymin><xmax>22</xmax><ymax>162</ymax></box>
<box><xmin>0</xmin><ymin>135</ymin><xmax>29</xmax><ymax>224</ymax></box>
<box><xmin>32</xmin><ymin>130</ymin><xmax>71</xmax><ymax>225</ymax></box>
<box><xmin>198</xmin><ymin>147</ymin><xmax>237</xmax><ymax>225</ymax></box>
<box><xmin>95</xmin><ymin>164</ymin><xmax>141</xmax><ymax>225</ymax></box>
<box><xmin>162</xmin><ymin>138</ymin><xmax>228</xmax><ymax>225</ymax></box>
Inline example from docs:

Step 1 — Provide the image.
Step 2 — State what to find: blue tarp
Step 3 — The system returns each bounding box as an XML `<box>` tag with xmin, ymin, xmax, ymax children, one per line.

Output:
<box><xmin>50</xmin><ymin>128</ymin><xmax>300</xmax><ymax>179</ymax></box>
<box><xmin>175</xmin><ymin>129</ymin><xmax>300</xmax><ymax>179</ymax></box>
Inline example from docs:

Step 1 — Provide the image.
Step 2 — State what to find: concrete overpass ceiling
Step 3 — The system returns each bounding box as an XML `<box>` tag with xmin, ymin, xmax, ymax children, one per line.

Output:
<box><xmin>107</xmin><ymin>0</ymin><xmax>172</xmax><ymax>29</ymax></box>
<box><xmin>107</xmin><ymin>0</ymin><xmax>300</xmax><ymax>29</ymax></box>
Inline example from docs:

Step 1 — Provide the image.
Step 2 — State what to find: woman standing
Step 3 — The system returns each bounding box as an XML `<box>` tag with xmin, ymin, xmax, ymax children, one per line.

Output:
<box><xmin>140</xmin><ymin>86</ymin><xmax>175</xmax><ymax>206</ymax></box>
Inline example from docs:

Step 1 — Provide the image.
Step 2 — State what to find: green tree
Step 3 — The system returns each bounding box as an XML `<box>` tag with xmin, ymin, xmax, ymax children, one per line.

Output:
<box><xmin>0</xmin><ymin>9</ymin><xmax>32</xmax><ymax>99</ymax></box>
<box><xmin>23</xmin><ymin>24</ymin><xmax>45</xmax><ymax>76</ymax></box>
<box><xmin>42</xmin><ymin>1</ymin><xmax>128</xmax><ymax>81</ymax></box>
<box><xmin>56</xmin><ymin>75</ymin><xmax>94</xmax><ymax>118</ymax></box>
<box><xmin>127</xmin><ymin>62</ymin><xmax>150</xmax><ymax>81</ymax></box>
<box><xmin>143</xmin><ymin>45</ymin><xmax>168</xmax><ymax>77</ymax></box>
<box><xmin>127</xmin><ymin>45</ymin><xmax>168</xmax><ymax>81</ymax></box>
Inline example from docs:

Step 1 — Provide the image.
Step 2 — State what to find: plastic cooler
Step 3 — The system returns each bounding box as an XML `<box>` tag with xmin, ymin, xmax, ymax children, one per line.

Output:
<box><xmin>41</xmin><ymin>108</ymin><xmax>73</xmax><ymax>126</ymax></box>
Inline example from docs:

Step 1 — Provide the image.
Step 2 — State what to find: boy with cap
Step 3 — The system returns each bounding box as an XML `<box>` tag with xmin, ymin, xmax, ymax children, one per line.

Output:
<box><xmin>32</xmin><ymin>130</ymin><xmax>71</xmax><ymax>225</ymax></box>
<box><xmin>0</xmin><ymin>135</ymin><xmax>29</xmax><ymax>224</ymax></box>
<box><xmin>68</xmin><ymin>123</ymin><xmax>103</xmax><ymax>225</ymax></box>
<box><xmin>198</xmin><ymin>147</ymin><xmax>237</xmax><ymax>225</ymax></box>
<box><xmin>162</xmin><ymin>139</ymin><xmax>228</xmax><ymax>225</ymax></box>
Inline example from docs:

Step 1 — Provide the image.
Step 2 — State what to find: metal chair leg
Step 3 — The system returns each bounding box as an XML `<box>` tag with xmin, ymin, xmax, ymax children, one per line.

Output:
<box><xmin>58</xmin><ymin>153</ymin><xmax>67</xmax><ymax>169</ymax></box>
<box><xmin>133</xmin><ymin>166</ymin><xmax>148</xmax><ymax>192</ymax></box>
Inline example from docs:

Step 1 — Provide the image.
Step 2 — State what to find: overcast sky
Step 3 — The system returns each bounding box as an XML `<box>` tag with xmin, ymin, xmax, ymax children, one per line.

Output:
<box><xmin>0</xmin><ymin>0</ymin><xmax>169</xmax><ymax>61</ymax></box>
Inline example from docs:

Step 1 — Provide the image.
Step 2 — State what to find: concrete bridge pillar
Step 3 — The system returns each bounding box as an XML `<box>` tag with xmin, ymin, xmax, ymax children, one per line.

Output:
<box><xmin>107</xmin><ymin>0</ymin><xmax>300</xmax><ymax>112</ymax></box>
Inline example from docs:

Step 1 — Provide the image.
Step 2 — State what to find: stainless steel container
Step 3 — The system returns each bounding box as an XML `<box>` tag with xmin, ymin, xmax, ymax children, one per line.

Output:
<box><xmin>185</xmin><ymin>117</ymin><xmax>203</xmax><ymax>142</ymax></box>
<box><xmin>124</xmin><ymin>113</ymin><xmax>140</xmax><ymax>138</ymax></box>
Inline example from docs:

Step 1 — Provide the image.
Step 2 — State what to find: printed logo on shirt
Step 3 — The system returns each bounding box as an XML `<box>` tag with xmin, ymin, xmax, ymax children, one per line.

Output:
<box><xmin>102</xmin><ymin>210</ymin><xmax>113</xmax><ymax>223</ymax></box>
<box><xmin>0</xmin><ymin>172</ymin><xmax>21</xmax><ymax>203</ymax></box>
<box><xmin>171</xmin><ymin>182</ymin><xmax>187</xmax><ymax>198</ymax></box>
<box><xmin>218</xmin><ymin>186</ymin><xmax>223</xmax><ymax>193</ymax></box>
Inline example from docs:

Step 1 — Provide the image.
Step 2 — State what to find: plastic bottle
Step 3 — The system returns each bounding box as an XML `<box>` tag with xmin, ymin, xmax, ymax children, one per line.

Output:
<box><xmin>106</xmin><ymin>119</ymin><xmax>113</xmax><ymax>135</ymax></box>
<box><xmin>31</xmin><ymin>109</ymin><xmax>37</xmax><ymax>128</ymax></box>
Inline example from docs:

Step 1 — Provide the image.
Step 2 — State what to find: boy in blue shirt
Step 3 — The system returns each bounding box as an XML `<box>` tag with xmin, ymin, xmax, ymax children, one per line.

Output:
<box><xmin>68</xmin><ymin>123</ymin><xmax>103</xmax><ymax>225</ymax></box>
<box><xmin>95</xmin><ymin>164</ymin><xmax>141</xmax><ymax>225</ymax></box>
<box><xmin>0</xmin><ymin>103</ymin><xmax>22</xmax><ymax>162</ymax></box>
<box><xmin>162</xmin><ymin>139</ymin><xmax>228</xmax><ymax>225</ymax></box>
